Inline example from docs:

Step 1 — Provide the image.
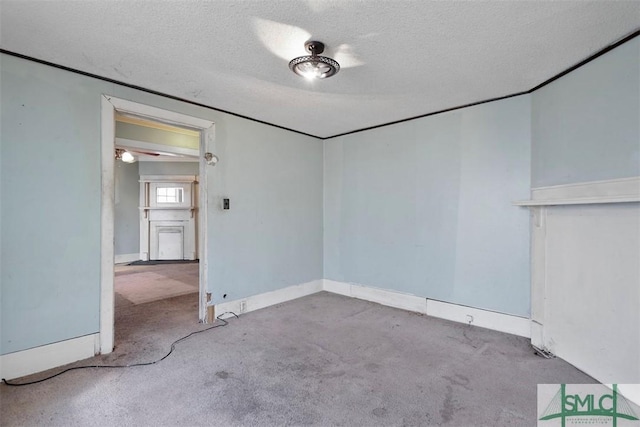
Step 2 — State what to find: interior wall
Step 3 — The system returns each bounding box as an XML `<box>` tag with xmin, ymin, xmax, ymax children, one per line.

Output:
<box><xmin>138</xmin><ymin>161</ymin><xmax>199</xmax><ymax>176</ymax></box>
<box><xmin>1</xmin><ymin>56</ymin><xmax>102</xmax><ymax>354</ymax></box>
<box><xmin>0</xmin><ymin>53</ymin><xmax>323</xmax><ymax>355</ymax></box>
<box><xmin>208</xmin><ymin>114</ymin><xmax>323</xmax><ymax>301</ymax></box>
<box><xmin>530</xmin><ymin>37</ymin><xmax>640</xmax><ymax>383</ymax></box>
<box><xmin>532</xmin><ymin>38</ymin><xmax>640</xmax><ymax>187</ymax></box>
<box><xmin>114</xmin><ymin>161</ymin><xmax>140</xmax><ymax>257</ymax></box>
<box><xmin>116</xmin><ymin>121</ymin><xmax>199</xmax><ymax>150</ymax></box>
<box><xmin>324</xmin><ymin>95</ymin><xmax>532</xmax><ymax>317</ymax></box>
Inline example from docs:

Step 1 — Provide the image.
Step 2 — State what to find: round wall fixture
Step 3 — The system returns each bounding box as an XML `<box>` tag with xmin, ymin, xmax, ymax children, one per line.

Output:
<box><xmin>289</xmin><ymin>41</ymin><xmax>340</xmax><ymax>79</ymax></box>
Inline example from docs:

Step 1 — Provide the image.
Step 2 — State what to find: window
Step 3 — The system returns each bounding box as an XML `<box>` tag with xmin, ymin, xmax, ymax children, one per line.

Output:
<box><xmin>156</xmin><ymin>187</ymin><xmax>184</xmax><ymax>204</ymax></box>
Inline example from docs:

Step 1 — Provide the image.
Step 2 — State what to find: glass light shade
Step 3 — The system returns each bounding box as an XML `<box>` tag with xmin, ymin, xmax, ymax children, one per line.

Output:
<box><xmin>289</xmin><ymin>55</ymin><xmax>340</xmax><ymax>79</ymax></box>
<box><xmin>121</xmin><ymin>151</ymin><xmax>136</xmax><ymax>163</ymax></box>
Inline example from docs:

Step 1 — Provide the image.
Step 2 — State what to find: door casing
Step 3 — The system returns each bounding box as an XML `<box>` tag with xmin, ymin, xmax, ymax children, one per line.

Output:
<box><xmin>100</xmin><ymin>95</ymin><xmax>215</xmax><ymax>354</ymax></box>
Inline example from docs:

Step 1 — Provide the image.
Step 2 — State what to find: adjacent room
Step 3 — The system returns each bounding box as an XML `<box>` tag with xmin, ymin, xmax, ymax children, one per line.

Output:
<box><xmin>1</xmin><ymin>1</ymin><xmax>639</xmax><ymax>425</ymax></box>
<box><xmin>113</xmin><ymin>115</ymin><xmax>203</xmax><ymax>352</ymax></box>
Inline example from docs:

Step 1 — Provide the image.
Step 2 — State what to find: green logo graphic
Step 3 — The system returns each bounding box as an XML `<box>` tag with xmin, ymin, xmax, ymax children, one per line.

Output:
<box><xmin>539</xmin><ymin>384</ymin><xmax>639</xmax><ymax>427</ymax></box>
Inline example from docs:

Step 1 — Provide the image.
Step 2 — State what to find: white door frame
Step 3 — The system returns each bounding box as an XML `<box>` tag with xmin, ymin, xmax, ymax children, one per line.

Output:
<box><xmin>100</xmin><ymin>95</ymin><xmax>215</xmax><ymax>354</ymax></box>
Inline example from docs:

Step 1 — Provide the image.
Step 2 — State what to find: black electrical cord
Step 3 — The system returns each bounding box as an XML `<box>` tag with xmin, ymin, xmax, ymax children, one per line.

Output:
<box><xmin>1</xmin><ymin>312</ymin><xmax>239</xmax><ymax>387</ymax></box>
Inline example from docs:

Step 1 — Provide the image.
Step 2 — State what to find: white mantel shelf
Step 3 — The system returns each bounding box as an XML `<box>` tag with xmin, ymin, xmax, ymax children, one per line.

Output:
<box><xmin>513</xmin><ymin>176</ymin><xmax>640</xmax><ymax>207</ymax></box>
<box><xmin>513</xmin><ymin>196</ymin><xmax>640</xmax><ymax>206</ymax></box>
<box><xmin>139</xmin><ymin>206</ymin><xmax>197</xmax><ymax>210</ymax></box>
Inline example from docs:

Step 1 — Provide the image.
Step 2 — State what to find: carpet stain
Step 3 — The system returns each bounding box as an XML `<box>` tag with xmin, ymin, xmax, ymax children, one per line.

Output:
<box><xmin>442</xmin><ymin>373</ymin><xmax>472</xmax><ymax>391</ymax></box>
<box><xmin>440</xmin><ymin>384</ymin><xmax>462</xmax><ymax>424</ymax></box>
<box><xmin>473</xmin><ymin>342</ymin><xmax>490</xmax><ymax>357</ymax></box>
<box><xmin>365</xmin><ymin>362</ymin><xmax>381</xmax><ymax>373</ymax></box>
<box><xmin>216</xmin><ymin>371</ymin><xmax>229</xmax><ymax>379</ymax></box>
<box><xmin>373</xmin><ymin>407</ymin><xmax>387</xmax><ymax>417</ymax></box>
<box><xmin>322</xmin><ymin>369</ymin><xmax>346</xmax><ymax>379</ymax></box>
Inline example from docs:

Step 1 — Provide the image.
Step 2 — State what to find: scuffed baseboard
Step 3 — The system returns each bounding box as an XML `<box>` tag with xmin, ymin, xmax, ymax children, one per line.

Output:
<box><xmin>215</xmin><ymin>279</ymin><xmax>530</xmax><ymax>338</ymax></box>
<box><xmin>7</xmin><ymin>279</ymin><xmax>531</xmax><ymax>380</ymax></box>
<box><xmin>323</xmin><ymin>279</ymin><xmax>428</xmax><ymax>314</ymax></box>
<box><xmin>426</xmin><ymin>298</ymin><xmax>530</xmax><ymax>338</ymax></box>
<box><xmin>214</xmin><ymin>280</ymin><xmax>324</xmax><ymax>318</ymax></box>
<box><xmin>324</xmin><ymin>279</ymin><xmax>530</xmax><ymax>338</ymax></box>
<box><xmin>1</xmin><ymin>334</ymin><xmax>99</xmax><ymax>380</ymax></box>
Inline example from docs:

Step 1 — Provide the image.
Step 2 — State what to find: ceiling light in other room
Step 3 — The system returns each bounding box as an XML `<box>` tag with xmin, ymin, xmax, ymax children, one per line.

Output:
<box><xmin>289</xmin><ymin>41</ymin><xmax>340</xmax><ymax>79</ymax></box>
<box><xmin>115</xmin><ymin>148</ymin><xmax>137</xmax><ymax>163</ymax></box>
<box><xmin>121</xmin><ymin>151</ymin><xmax>136</xmax><ymax>163</ymax></box>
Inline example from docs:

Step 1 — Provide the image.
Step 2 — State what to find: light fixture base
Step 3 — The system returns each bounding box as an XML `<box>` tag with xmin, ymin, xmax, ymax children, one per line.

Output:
<box><xmin>305</xmin><ymin>41</ymin><xmax>325</xmax><ymax>55</ymax></box>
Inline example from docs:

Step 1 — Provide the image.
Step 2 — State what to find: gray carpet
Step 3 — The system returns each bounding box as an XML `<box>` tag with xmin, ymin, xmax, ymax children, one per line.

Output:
<box><xmin>0</xmin><ymin>292</ymin><xmax>595</xmax><ymax>426</ymax></box>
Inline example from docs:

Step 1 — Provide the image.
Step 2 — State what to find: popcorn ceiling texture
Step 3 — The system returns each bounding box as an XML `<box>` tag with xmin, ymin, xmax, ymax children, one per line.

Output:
<box><xmin>1</xmin><ymin>0</ymin><xmax>638</xmax><ymax>138</ymax></box>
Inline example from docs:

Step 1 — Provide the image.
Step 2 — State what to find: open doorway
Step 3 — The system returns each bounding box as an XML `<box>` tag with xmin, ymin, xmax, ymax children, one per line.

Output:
<box><xmin>114</xmin><ymin>120</ymin><xmax>200</xmax><ymax>341</ymax></box>
<box><xmin>100</xmin><ymin>96</ymin><xmax>215</xmax><ymax>355</ymax></box>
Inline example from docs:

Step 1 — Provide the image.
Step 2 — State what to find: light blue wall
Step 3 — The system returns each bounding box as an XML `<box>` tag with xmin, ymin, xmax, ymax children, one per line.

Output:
<box><xmin>1</xmin><ymin>57</ymin><xmax>103</xmax><ymax>353</ymax></box>
<box><xmin>324</xmin><ymin>96</ymin><xmax>532</xmax><ymax>316</ymax></box>
<box><xmin>208</xmin><ymin>115</ymin><xmax>323</xmax><ymax>301</ymax></box>
<box><xmin>0</xmin><ymin>54</ymin><xmax>323</xmax><ymax>354</ymax></box>
<box><xmin>138</xmin><ymin>161</ymin><xmax>198</xmax><ymax>176</ymax></box>
<box><xmin>116</xmin><ymin>121</ymin><xmax>199</xmax><ymax>150</ymax></box>
<box><xmin>532</xmin><ymin>38</ymin><xmax>640</xmax><ymax>187</ymax></box>
<box><xmin>114</xmin><ymin>162</ymin><xmax>140</xmax><ymax>256</ymax></box>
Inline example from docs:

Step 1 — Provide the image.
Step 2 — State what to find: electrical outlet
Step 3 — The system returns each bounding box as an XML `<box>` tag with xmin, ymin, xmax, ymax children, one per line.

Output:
<box><xmin>239</xmin><ymin>300</ymin><xmax>247</xmax><ymax>313</ymax></box>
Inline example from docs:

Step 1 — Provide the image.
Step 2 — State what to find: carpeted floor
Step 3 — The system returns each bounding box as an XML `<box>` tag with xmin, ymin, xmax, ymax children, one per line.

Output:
<box><xmin>0</xmin><ymin>292</ymin><xmax>595</xmax><ymax>426</ymax></box>
<box><xmin>115</xmin><ymin>263</ymin><xmax>199</xmax><ymax>305</ymax></box>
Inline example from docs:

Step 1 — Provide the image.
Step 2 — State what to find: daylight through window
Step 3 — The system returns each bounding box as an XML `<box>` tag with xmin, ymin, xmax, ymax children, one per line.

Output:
<box><xmin>156</xmin><ymin>187</ymin><xmax>184</xmax><ymax>204</ymax></box>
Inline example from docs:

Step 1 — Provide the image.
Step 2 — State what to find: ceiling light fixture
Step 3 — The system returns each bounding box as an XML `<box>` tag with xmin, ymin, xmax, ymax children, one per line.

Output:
<box><xmin>121</xmin><ymin>151</ymin><xmax>136</xmax><ymax>163</ymax></box>
<box><xmin>115</xmin><ymin>148</ymin><xmax>137</xmax><ymax>163</ymax></box>
<box><xmin>289</xmin><ymin>41</ymin><xmax>340</xmax><ymax>80</ymax></box>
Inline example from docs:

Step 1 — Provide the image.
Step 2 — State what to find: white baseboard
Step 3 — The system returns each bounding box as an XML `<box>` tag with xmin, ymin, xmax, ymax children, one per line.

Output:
<box><xmin>426</xmin><ymin>299</ymin><xmax>530</xmax><ymax>338</ymax></box>
<box><xmin>4</xmin><ymin>280</ymin><xmax>529</xmax><ymax>379</ymax></box>
<box><xmin>114</xmin><ymin>253</ymin><xmax>140</xmax><ymax>264</ymax></box>
<box><xmin>0</xmin><ymin>334</ymin><xmax>99</xmax><ymax>380</ymax></box>
<box><xmin>214</xmin><ymin>280</ymin><xmax>324</xmax><ymax>318</ymax></box>
<box><xmin>323</xmin><ymin>280</ymin><xmax>428</xmax><ymax>314</ymax></box>
<box><xmin>323</xmin><ymin>280</ymin><xmax>530</xmax><ymax>338</ymax></box>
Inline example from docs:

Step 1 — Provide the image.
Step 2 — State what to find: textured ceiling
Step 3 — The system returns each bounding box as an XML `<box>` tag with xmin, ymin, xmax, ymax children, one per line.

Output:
<box><xmin>1</xmin><ymin>1</ymin><xmax>639</xmax><ymax>138</ymax></box>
